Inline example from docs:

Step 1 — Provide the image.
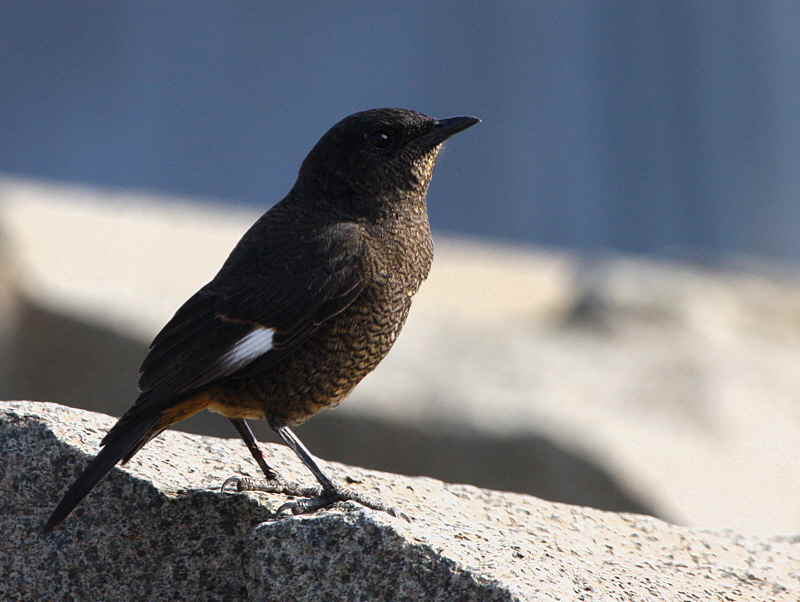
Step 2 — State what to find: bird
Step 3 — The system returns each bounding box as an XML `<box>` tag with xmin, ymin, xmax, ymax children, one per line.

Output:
<box><xmin>44</xmin><ymin>107</ymin><xmax>479</xmax><ymax>531</ymax></box>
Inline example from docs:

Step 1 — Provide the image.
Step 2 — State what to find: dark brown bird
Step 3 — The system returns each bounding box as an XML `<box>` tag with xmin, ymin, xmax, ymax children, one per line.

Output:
<box><xmin>45</xmin><ymin>107</ymin><xmax>479</xmax><ymax>530</ymax></box>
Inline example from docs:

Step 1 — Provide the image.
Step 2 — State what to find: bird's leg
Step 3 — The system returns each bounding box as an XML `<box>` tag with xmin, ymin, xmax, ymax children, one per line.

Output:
<box><xmin>273</xmin><ymin>425</ymin><xmax>401</xmax><ymax>517</ymax></box>
<box><xmin>227</xmin><ymin>418</ymin><xmax>279</xmax><ymax>481</ymax></box>
<box><xmin>225</xmin><ymin>423</ymin><xmax>401</xmax><ymax>518</ymax></box>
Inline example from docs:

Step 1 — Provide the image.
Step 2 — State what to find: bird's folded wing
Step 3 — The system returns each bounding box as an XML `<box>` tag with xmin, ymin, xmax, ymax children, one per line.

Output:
<box><xmin>134</xmin><ymin>221</ymin><xmax>368</xmax><ymax>406</ymax></box>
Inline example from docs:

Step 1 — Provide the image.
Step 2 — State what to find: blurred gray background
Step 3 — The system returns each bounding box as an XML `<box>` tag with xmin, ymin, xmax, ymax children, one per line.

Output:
<box><xmin>3</xmin><ymin>0</ymin><xmax>800</xmax><ymax>261</ymax></box>
<box><xmin>3</xmin><ymin>1</ymin><xmax>800</xmax><ymax>535</ymax></box>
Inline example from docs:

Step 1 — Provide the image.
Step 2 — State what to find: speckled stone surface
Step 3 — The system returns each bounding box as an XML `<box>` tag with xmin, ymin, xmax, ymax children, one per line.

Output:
<box><xmin>2</xmin><ymin>401</ymin><xmax>798</xmax><ymax>601</ymax></box>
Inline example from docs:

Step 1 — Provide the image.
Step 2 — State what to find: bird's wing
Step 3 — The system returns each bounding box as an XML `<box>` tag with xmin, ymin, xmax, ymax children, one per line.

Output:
<box><xmin>135</xmin><ymin>221</ymin><xmax>367</xmax><ymax>403</ymax></box>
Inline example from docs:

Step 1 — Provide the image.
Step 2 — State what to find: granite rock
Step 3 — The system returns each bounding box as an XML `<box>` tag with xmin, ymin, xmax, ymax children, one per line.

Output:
<box><xmin>2</xmin><ymin>401</ymin><xmax>798</xmax><ymax>601</ymax></box>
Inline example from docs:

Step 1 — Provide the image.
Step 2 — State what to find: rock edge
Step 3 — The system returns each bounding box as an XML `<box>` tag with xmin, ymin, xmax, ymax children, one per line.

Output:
<box><xmin>1</xmin><ymin>401</ymin><xmax>797</xmax><ymax>601</ymax></box>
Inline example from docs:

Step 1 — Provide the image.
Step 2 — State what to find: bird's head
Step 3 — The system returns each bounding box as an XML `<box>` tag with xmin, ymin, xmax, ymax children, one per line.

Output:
<box><xmin>295</xmin><ymin>108</ymin><xmax>479</xmax><ymax>219</ymax></box>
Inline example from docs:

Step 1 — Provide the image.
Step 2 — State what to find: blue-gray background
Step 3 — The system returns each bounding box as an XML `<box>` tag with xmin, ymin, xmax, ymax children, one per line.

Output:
<box><xmin>4</xmin><ymin>1</ymin><xmax>800</xmax><ymax>262</ymax></box>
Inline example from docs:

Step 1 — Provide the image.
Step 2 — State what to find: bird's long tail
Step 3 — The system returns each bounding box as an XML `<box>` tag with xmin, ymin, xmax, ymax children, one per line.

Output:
<box><xmin>44</xmin><ymin>415</ymin><xmax>157</xmax><ymax>532</ymax></box>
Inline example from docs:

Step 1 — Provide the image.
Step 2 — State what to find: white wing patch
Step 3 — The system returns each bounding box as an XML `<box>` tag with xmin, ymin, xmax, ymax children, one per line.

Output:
<box><xmin>219</xmin><ymin>326</ymin><xmax>274</xmax><ymax>372</ymax></box>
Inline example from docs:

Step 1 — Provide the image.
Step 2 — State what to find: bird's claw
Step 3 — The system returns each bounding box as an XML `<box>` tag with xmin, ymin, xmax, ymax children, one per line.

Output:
<box><xmin>222</xmin><ymin>476</ymin><xmax>407</xmax><ymax>520</ymax></box>
<box><xmin>221</xmin><ymin>475</ymin><xmax>283</xmax><ymax>494</ymax></box>
<box><xmin>275</xmin><ymin>492</ymin><xmax>336</xmax><ymax>517</ymax></box>
<box><xmin>275</xmin><ymin>484</ymin><xmax>408</xmax><ymax>520</ymax></box>
<box><xmin>221</xmin><ymin>476</ymin><xmax>248</xmax><ymax>493</ymax></box>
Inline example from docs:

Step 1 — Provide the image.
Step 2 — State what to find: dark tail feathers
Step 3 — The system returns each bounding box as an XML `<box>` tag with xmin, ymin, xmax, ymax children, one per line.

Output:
<box><xmin>44</xmin><ymin>416</ymin><xmax>156</xmax><ymax>532</ymax></box>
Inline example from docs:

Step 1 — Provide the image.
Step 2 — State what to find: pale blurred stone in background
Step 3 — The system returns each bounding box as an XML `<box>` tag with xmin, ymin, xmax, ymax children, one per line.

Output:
<box><xmin>2</xmin><ymin>176</ymin><xmax>799</xmax><ymax>535</ymax></box>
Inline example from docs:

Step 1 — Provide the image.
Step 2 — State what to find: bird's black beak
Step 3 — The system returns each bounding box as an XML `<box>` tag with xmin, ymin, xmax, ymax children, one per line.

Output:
<box><xmin>418</xmin><ymin>116</ymin><xmax>481</xmax><ymax>148</ymax></box>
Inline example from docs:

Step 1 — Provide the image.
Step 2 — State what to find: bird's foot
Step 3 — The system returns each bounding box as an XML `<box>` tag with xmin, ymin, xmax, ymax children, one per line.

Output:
<box><xmin>221</xmin><ymin>475</ymin><xmax>318</xmax><ymax>498</ymax></box>
<box><xmin>221</xmin><ymin>476</ymin><xmax>406</xmax><ymax>520</ymax></box>
<box><xmin>275</xmin><ymin>484</ymin><xmax>406</xmax><ymax>519</ymax></box>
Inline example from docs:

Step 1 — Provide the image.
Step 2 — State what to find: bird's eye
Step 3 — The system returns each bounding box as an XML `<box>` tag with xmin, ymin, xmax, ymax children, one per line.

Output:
<box><xmin>369</xmin><ymin>130</ymin><xmax>394</xmax><ymax>149</ymax></box>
